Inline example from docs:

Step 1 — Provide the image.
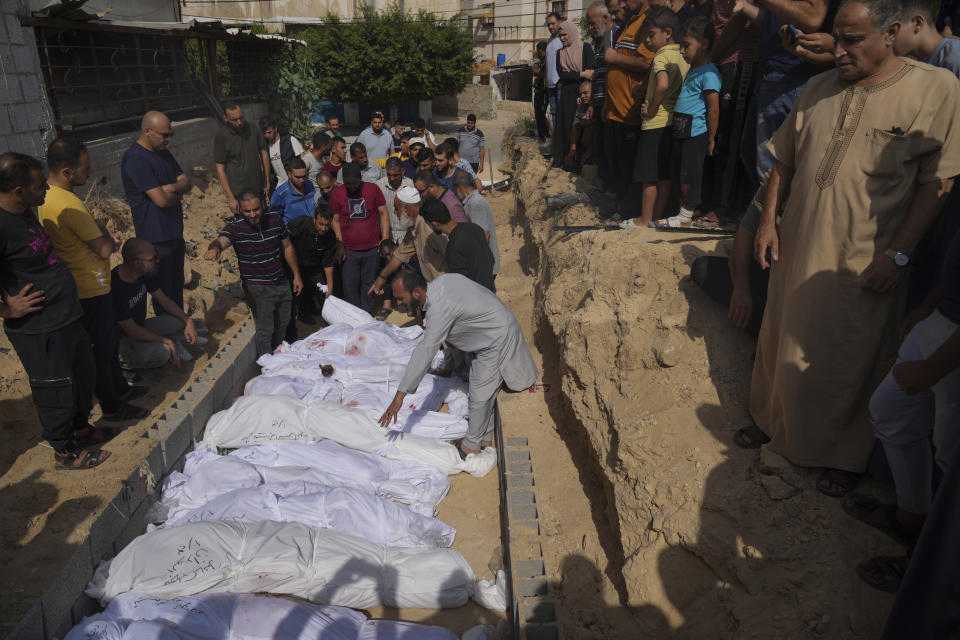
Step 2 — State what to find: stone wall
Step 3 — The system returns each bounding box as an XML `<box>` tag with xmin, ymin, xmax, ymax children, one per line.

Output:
<box><xmin>433</xmin><ymin>84</ymin><xmax>499</xmax><ymax>119</ymax></box>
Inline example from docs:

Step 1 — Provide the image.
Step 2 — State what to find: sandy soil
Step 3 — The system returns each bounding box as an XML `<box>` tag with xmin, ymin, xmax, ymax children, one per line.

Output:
<box><xmin>509</xmin><ymin>140</ymin><xmax>900</xmax><ymax>638</ymax></box>
<box><xmin>0</xmin><ymin>170</ymin><xmax>256</xmax><ymax>622</ymax></box>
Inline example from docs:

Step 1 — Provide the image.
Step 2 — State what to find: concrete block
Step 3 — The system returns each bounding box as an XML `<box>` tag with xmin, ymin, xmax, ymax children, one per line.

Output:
<box><xmin>9</xmin><ymin>104</ymin><xmax>32</xmax><ymax>135</ymax></box>
<box><xmin>19</xmin><ymin>74</ymin><xmax>41</xmax><ymax>105</ymax></box>
<box><xmin>5</xmin><ymin>599</ymin><xmax>43</xmax><ymax>640</ymax></box>
<box><xmin>41</xmin><ymin>538</ymin><xmax>93</xmax><ymax>639</ymax></box>
<box><xmin>1</xmin><ymin>75</ymin><xmax>24</xmax><ymax>105</ymax></box>
<box><xmin>5</xmin><ymin>16</ymin><xmax>23</xmax><ymax>46</ymax></box>
<box><xmin>507</xmin><ymin>490</ymin><xmax>535</xmax><ymax>505</ymax></box>
<box><xmin>11</xmin><ymin>46</ymin><xmax>35</xmax><ymax>75</ymax></box>
<box><xmin>521</xmin><ymin>599</ymin><xmax>556</xmax><ymax>623</ymax></box>
<box><xmin>86</xmin><ymin>494</ymin><xmax>127</xmax><ymax>565</ymax></box>
<box><xmin>506</xmin><ymin>437</ymin><xmax>529</xmax><ymax>447</ymax></box>
<box><xmin>524</xmin><ymin>626</ymin><xmax>559</xmax><ymax>640</ymax></box>
<box><xmin>118</xmin><ymin>442</ymin><xmax>164</xmax><ymax>515</ymax></box>
<box><xmin>509</xmin><ymin>503</ymin><xmax>538</xmax><ymax>520</ymax></box>
<box><xmin>513</xmin><ymin>520</ymin><xmax>540</xmax><ymax>535</ymax></box>
<box><xmin>154</xmin><ymin>411</ymin><xmax>194</xmax><ymax>474</ymax></box>
<box><xmin>517</xmin><ymin>578</ymin><xmax>548</xmax><ymax>597</ymax></box>
<box><xmin>509</xmin><ymin>541</ymin><xmax>543</xmax><ymax>560</ymax></box>
<box><xmin>113</xmin><ymin>495</ymin><xmax>156</xmax><ymax>555</ymax></box>
<box><xmin>516</xmin><ymin>559</ymin><xmax>545</xmax><ymax>577</ymax></box>
<box><xmin>0</xmin><ymin>109</ymin><xmax>12</xmax><ymax>136</ymax></box>
<box><xmin>187</xmin><ymin>385</ymin><xmax>217</xmax><ymax>439</ymax></box>
<box><xmin>507</xmin><ymin>474</ymin><xmax>534</xmax><ymax>488</ymax></box>
<box><xmin>508</xmin><ymin>462</ymin><xmax>533</xmax><ymax>474</ymax></box>
<box><xmin>506</xmin><ymin>450</ymin><xmax>530</xmax><ymax>462</ymax></box>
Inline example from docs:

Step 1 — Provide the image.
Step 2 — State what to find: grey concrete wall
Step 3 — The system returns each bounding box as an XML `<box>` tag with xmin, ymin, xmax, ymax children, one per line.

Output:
<box><xmin>0</xmin><ymin>1</ymin><xmax>56</xmax><ymax>158</ymax></box>
<box><xmin>25</xmin><ymin>0</ymin><xmax>180</xmax><ymax>22</ymax></box>
<box><xmin>433</xmin><ymin>84</ymin><xmax>499</xmax><ymax>119</ymax></box>
<box><xmin>86</xmin><ymin>102</ymin><xmax>268</xmax><ymax>198</ymax></box>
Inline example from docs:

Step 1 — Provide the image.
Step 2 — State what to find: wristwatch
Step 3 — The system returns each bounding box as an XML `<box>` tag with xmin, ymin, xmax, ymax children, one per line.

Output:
<box><xmin>884</xmin><ymin>249</ymin><xmax>910</xmax><ymax>267</ymax></box>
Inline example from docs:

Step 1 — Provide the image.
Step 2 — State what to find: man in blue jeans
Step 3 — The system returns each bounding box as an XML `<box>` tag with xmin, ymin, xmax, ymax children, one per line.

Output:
<box><xmin>329</xmin><ymin>162</ymin><xmax>389</xmax><ymax>313</ymax></box>
<box><xmin>545</xmin><ymin>12</ymin><xmax>564</xmax><ymax>130</ymax></box>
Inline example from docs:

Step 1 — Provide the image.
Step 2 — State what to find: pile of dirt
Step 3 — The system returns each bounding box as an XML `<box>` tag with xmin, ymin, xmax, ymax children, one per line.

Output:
<box><xmin>0</xmin><ymin>169</ymin><xmax>251</xmax><ymax>623</ymax></box>
<box><xmin>511</xmin><ymin>140</ymin><xmax>899</xmax><ymax>638</ymax></box>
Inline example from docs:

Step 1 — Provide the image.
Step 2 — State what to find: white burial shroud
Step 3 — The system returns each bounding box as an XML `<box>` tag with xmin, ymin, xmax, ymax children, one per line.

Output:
<box><xmin>64</xmin><ymin>591</ymin><xmax>459</xmax><ymax>640</ymax></box>
<box><xmin>166</xmin><ymin>443</ymin><xmax>450</xmax><ymax>517</ymax></box>
<box><xmin>199</xmin><ymin>394</ymin><xmax>497</xmax><ymax>477</ymax></box>
<box><xmin>87</xmin><ymin>520</ymin><xmax>507</xmax><ymax>611</ymax></box>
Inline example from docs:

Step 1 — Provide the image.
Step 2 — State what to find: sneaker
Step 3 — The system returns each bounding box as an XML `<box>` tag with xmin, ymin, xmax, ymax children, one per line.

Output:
<box><xmin>176</xmin><ymin>343</ymin><xmax>193</xmax><ymax>363</ymax></box>
<box><xmin>193</xmin><ymin>336</ymin><xmax>209</xmax><ymax>345</ymax></box>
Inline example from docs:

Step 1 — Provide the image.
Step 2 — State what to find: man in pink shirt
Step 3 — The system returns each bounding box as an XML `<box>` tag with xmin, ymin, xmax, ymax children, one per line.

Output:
<box><xmin>413</xmin><ymin>170</ymin><xmax>467</xmax><ymax>223</ymax></box>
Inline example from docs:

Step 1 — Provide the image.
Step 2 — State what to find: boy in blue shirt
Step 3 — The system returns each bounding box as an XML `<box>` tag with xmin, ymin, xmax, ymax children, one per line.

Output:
<box><xmin>655</xmin><ymin>16</ymin><xmax>721</xmax><ymax>228</ymax></box>
<box><xmin>270</xmin><ymin>157</ymin><xmax>316</xmax><ymax>225</ymax></box>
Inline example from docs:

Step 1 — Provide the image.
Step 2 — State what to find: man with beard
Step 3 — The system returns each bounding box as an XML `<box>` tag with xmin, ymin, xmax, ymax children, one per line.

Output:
<box><xmin>379</xmin><ymin>271</ymin><xmax>538</xmax><ymax>458</ymax></box>
<box><xmin>377</xmin><ymin>157</ymin><xmax>414</xmax><ymax>245</ymax></box>
<box><xmin>337</xmin><ymin>142</ymin><xmax>384</xmax><ymax>184</ymax></box>
<box><xmin>587</xmin><ymin>1</ymin><xmax>619</xmax><ymax>185</ymax></box>
<box><xmin>214</xmin><ymin>101</ymin><xmax>270</xmax><ymax>215</ymax></box>
<box><xmin>314</xmin><ymin>171</ymin><xmax>336</xmax><ymax>204</ymax></box>
<box><xmin>330</xmin><ymin>162</ymin><xmax>389</xmax><ymax>312</ymax></box>
<box><xmin>356</xmin><ymin>111</ymin><xmax>394</xmax><ymax>161</ymax></box>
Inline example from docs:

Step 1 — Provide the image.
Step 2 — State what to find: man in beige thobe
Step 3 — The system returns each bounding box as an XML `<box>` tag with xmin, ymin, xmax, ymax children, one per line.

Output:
<box><xmin>749</xmin><ymin>0</ymin><xmax>960</xmax><ymax>495</ymax></box>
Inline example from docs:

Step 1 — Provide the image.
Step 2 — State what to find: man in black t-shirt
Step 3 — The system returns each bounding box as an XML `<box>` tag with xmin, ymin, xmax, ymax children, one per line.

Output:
<box><xmin>286</xmin><ymin>202</ymin><xmax>343</xmax><ymax>323</ymax></box>
<box><xmin>419</xmin><ymin>197</ymin><xmax>495</xmax><ymax>292</ymax></box>
<box><xmin>112</xmin><ymin>238</ymin><xmax>206</xmax><ymax>369</ymax></box>
<box><xmin>0</xmin><ymin>152</ymin><xmax>109</xmax><ymax>470</ymax></box>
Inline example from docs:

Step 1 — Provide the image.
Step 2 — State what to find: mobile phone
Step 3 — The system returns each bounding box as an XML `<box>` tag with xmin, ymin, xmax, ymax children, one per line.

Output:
<box><xmin>786</xmin><ymin>24</ymin><xmax>801</xmax><ymax>44</ymax></box>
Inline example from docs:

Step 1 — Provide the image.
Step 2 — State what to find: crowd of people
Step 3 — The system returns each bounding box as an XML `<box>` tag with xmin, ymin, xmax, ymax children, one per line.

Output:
<box><xmin>0</xmin><ymin>101</ymin><xmax>501</xmax><ymax>468</ymax></box>
<box><xmin>536</xmin><ymin>0</ymin><xmax>958</xmax><ymax>598</ymax></box>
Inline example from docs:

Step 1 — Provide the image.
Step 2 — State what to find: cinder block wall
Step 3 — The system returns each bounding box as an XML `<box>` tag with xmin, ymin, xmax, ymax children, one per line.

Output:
<box><xmin>0</xmin><ymin>1</ymin><xmax>56</xmax><ymax>158</ymax></box>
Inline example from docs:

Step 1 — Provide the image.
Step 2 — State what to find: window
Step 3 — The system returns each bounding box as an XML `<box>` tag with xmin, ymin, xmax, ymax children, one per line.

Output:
<box><xmin>551</xmin><ymin>0</ymin><xmax>566</xmax><ymax>16</ymax></box>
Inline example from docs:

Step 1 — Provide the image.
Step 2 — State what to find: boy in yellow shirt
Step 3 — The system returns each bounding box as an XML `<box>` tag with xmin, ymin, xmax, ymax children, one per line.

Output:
<box><xmin>631</xmin><ymin>6</ymin><xmax>689</xmax><ymax>226</ymax></box>
<box><xmin>39</xmin><ymin>138</ymin><xmax>147</xmax><ymax>422</ymax></box>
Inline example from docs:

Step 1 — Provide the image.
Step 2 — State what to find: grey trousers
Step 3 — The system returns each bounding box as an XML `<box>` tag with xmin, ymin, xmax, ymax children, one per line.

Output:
<box><xmin>871</xmin><ymin>309</ymin><xmax>960</xmax><ymax>514</ymax></box>
<box><xmin>466</xmin><ymin>350</ymin><xmax>505</xmax><ymax>450</ymax></box>
<box><xmin>118</xmin><ymin>315</ymin><xmax>206</xmax><ymax>369</ymax></box>
<box><xmin>245</xmin><ymin>282</ymin><xmax>293</xmax><ymax>357</ymax></box>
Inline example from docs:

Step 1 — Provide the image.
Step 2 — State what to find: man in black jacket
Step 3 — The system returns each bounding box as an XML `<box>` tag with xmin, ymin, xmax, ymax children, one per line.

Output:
<box><xmin>286</xmin><ymin>202</ymin><xmax>343</xmax><ymax>323</ymax></box>
<box><xmin>419</xmin><ymin>197</ymin><xmax>495</xmax><ymax>293</ymax></box>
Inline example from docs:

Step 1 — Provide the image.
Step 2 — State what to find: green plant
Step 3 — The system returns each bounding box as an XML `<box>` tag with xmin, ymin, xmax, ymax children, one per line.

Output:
<box><xmin>264</xmin><ymin>44</ymin><xmax>323</xmax><ymax>143</ymax></box>
<box><xmin>301</xmin><ymin>5</ymin><xmax>475</xmax><ymax>115</ymax></box>
<box><xmin>502</xmin><ymin>113</ymin><xmax>536</xmax><ymax>153</ymax></box>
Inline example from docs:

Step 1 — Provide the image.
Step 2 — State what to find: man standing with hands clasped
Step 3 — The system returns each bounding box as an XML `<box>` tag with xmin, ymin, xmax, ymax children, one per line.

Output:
<box><xmin>214</xmin><ymin>101</ymin><xmax>271</xmax><ymax>216</ymax></box>
<box><xmin>379</xmin><ymin>271</ymin><xmax>538</xmax><ymax>458</ymax></box>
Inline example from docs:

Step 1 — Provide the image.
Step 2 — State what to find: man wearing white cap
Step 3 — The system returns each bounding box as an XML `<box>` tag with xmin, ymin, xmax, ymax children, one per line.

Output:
<box><xmin>368</xmin><ymin>186</ymin><xmax>447</xmax><ymax>296</ymax></box>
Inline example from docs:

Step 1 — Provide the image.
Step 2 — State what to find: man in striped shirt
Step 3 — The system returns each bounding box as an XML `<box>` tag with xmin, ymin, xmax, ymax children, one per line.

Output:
<box><xmin>205</xmin><ymin>190</ymin><xmax>303</xmax><ymax>356</ymax></box>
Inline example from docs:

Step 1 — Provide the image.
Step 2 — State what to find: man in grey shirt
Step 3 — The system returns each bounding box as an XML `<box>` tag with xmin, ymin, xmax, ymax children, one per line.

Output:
<box><xmin>355</xmin><ymin>112</ymin><xmax>393</xmax><ymax>161</ymax></box>
<box><xmin>453</xmin><ymin>172</ymin><xmax>499</xmax><ymax>278</ymax></box>
<box><xmin>378</xmin><ymin>272</ymin><xmax>538</xmax><ymax>457</ymax></box>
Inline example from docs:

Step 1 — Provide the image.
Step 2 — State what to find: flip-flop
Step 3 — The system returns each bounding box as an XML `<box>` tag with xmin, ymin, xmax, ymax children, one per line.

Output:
<box><xmin>374</xmin><ymin>309</ymin><xmax>390</xmax><ymax>322</ymax></box>
<box><xmin>841</xmin><ymin>493</ymin><xmax>919</xmax><ymax>547</ymax></box>
<box><xmin>74</xmin><ymin>425</ymin><xmax>122</xmax><ymax>449</ymax></box>
<box><xmin>648</xmin><ymin>217</ymin><xmax>692</xmax><ymax>229</ymax></box>
<box><xmin>54</xmin><ymin>447</ymin><xmax>112</xmax><ymax>471</ymax></box>
<box><xmin>120</xmin><ymin>385</ymin><xmax>148</xmax><ymax>401</ymax></box>
<box><xmin>733</xmin><ymin>425</ymin><xmax>770</xmax><ymax>449</ymax></box>
<box><xmin>817</xmin><ymin>468</ymin><xmax>860</xmax><ymax>498</ymax></box>
<box><xmin>856</xmin><ymin>556</ymin><xmax>906</xmax><ymax>593</ymax></box>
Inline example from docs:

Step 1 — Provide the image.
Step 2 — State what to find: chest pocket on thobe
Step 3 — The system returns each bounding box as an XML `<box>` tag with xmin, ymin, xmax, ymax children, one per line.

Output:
<box><xmin>861</xmin><ymin>129</ymin><xmax>912</xmax><ymax>179</ymax></box>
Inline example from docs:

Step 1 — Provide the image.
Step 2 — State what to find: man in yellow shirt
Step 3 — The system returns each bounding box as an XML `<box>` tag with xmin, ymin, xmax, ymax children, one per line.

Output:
<box><xmin>39</xmin><ymin>138</ymin><xmax>147</xmax><ymax>421</ymax></box>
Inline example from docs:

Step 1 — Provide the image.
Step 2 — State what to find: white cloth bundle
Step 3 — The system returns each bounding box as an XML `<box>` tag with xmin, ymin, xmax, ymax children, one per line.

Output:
<box><xmin>200</xmin><ymin>395</ymin><xmax>497</xmax><ymax>477</ymax></box>
<box><xmin>87</xmin><ymin>521</ymin><xmax>506</xmax><ymax>611</ymax></box>
<box><xmin>160</xmin><ymin>483</ymin><xmax>456</xmax><ymax>548</ymax></box>
<box><xmin>65</xmin><ymin>591</ymin><xmax>459</xmax><ymax>640</ymax></box>
<box><xmin>165</xmin><ymin>443</ymin><xmax>449</xmax><ymax>517</ymax></box>
<box><xmin>244</xmin><ymin>374</ymin><xmax>344</xmax><ymax>404</ymax></box>
<box><xmin>319</xmin><ymin>292</ymin><xmax>377</xmax><ymax>327</ymax></box>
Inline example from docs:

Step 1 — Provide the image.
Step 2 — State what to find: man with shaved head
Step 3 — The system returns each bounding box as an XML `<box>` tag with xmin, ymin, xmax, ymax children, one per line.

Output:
<box><xmin>121</xmin><ymin>110</ymin><xmax>191</xmax><ymax>317</ymax></box>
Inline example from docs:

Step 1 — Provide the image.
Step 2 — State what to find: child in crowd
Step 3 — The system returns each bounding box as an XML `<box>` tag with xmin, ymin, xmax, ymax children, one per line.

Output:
<box><xmin>632</xmin><ymin>6</ymin><xmax>690</xmax><ymax>227</ymax></box>
<box><xmin>894</xmin><ymin>0</ymin><xmax>960</xmax><ymax>76</ymax></box>
<box><xmin>654</xmin><ymin>16</ymin><xmax>720</xmax><ymax>228</ymax></box>
<box><xmin>565</xmin><ymin>80</ymin><xmax>594</xmax><ymax>170</ymax></box>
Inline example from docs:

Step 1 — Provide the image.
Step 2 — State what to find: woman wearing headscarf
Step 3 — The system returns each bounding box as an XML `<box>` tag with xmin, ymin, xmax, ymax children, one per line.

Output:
<box><xmin>552</xmin><ymin>20</ymin><xmax>595</xmax><ymax>168</ymax></box>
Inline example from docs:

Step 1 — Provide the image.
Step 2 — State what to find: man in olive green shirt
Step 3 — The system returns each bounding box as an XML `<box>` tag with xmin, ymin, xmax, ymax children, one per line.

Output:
<box><xmin>213</xmin><ymin>101</ymin><xmax>270</xmax><ymax>216</ymax></box>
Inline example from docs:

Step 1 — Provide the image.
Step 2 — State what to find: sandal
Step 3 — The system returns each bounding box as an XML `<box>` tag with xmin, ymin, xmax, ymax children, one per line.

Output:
<box><xmin>54</xmin><ymin>447</ymin><xmax>112</xmax><ymax>470</ymax></box>
<box><xmin>733</xmin><ymin>425</ymin><xmax>770</xmax><ymax>449</ymax></box>
<box><xmin>817</xmin><ymin>468</ymin><xmax>860</xmax><ymax>498</ymax></box>
<box><xmin>841</xmin><ymin>493</ymin><xmax>920</xmax><ymax>547</ymax></box>
<box><xmin>102</xmin><ymin>403</ymin><xmax>148</xmax><ymax>422</ymax></box>
<box><xmin>120</xmin><ymin>385</ymin><xmax>148</xmax><ymax>402</ymax></box>
<box><xmin>856</xmin><ymin>555</ymin><xmax>907</xmax><ymax>593</ymax></box>
<box><xmin>74</xmin><ymin>425</ymin><xmax>122</xmax><ymax>449</ymax></box>
<box><xmin>648</xmin><ymin>216</ymin><xmax>692</xmax><ymax>229</ymax></box>
<box><xmin>374</xmin><ymin>308</ymin><xmax>390</xmax><ymax>322</ymax></box>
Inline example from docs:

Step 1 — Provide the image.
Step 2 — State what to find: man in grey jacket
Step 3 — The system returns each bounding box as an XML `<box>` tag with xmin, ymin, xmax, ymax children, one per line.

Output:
<box><xmin>378</xmin><ymin>271</ymin><xmax>538</xmax><ymax>457</ymax></box>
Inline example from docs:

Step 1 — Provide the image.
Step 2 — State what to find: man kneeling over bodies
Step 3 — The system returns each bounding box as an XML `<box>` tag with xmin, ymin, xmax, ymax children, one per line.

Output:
<box><xmin>379</xmin><ymin>271</ymin><xmax>538</xmax><ymax>458</ymax></box>
<box><xmin>112</xmin><ymin>238</ymin><xmax>207</xmax><ymax>369</ymax></box>
<box><xmin>205</xmin><ymin>190</ymin><xmax>303</xmax><ymax>357</ymax></box>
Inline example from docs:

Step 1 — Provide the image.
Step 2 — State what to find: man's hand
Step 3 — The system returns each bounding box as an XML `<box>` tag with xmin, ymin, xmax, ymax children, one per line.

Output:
<box><xmin>641</xmin><ymin>100</ymin><xmax>652</xmax><ymax>119</ymax></box>
<box><xmin>163</xmin><ymin>338</ymin><xmax>181</xmax><ymax>367</ymax></box>
<box><xmin>478</xmin><ymin>162</ymin><xmax>484</xmax><ymax>173</ymax></box>
<box><xmin>204</xmin><ymin>246</ymin><xmax>221</xmax><ymax>261</ymax></box>
<box><xmin>263</xmin><ymin>186</ymin><xmax>271</xmax><ymax>208</ymax></box>
<box><xmin>292</xmin><ymin>275</ymin><xmax>304</xmax><ymax>296</ymax></box>
<box><xmin>367</xmin><ymin>276</ymin><xmax>385</xmax><ymax>296</ymax></box>
<box><xmin>1</xmin><ymin>283</ymin><xmax>44</xmax><ymax>318</ymax></box>
<box><xmin>378</xmin><ymin>391</ymin><xmax>406</xmax><ymax>427</ymax></box>
<box><xmin>797</xmin><ymin>32</ymin><xmax>834</xmax><ymax>53</ymax></box>
<box><xmin>893</xmin><ymin>360</ymin><xmax>942</xmax><ymax>395</ymax></box>
<box><xmin>707</xmin><ymin>139</ymin><xmax>716</xmax><ymax>157</ymax></box>
<box><xmin>754</xmin><ymin>221</ymin><xmax>779</xmax><ymax>269</ymax></box>
<box><xmin>112</xmin><ymin>234</ymin><xmax>122</xmax><ymax>251</ymax></box>
<box><xmin>228</xmin><ymin>197</ymin><xmax>239</xmax><ymax>216</ymax></box>
<box><xmin>728</xmin><ymin>287</ymin><xmax>753</xmax><ymax>330</ymax></box>
<box><xmin>564</xmin><ymin>149</ymin><xmax>578</xmax><ymax>167</ymax></box>
<box><xmin>183</xmin><ymin>318</ymin><xmax>198</xmax><ymax>345</ymax></box>
<box><xmin>336</xmin><ymin>243</ymin><xmax>346</xmax><ymax>263</ymax></box>
<box><xmin>859</xmin><ymin>253</ymin><xmax>904</xmax><ymax>293</ymax></box>
<box><xmin>325</xmin><ymin>288</ymin><xmax>333</xmax><ymax>299</ymax></box>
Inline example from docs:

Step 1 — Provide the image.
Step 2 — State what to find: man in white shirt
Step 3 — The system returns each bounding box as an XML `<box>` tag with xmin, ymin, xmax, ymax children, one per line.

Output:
<box><xmin>545</xmin><ymin>12</ymin><xmax>564</xmax><ymax>126</ymax></box>
<box><xmin>260</xmin><ymin>115</ymin><xmax>303</xmax><ymax>189</ymax></box>
<box><xmin>376</xmin><ymin>157</ymin><xmax>414</xmax><ymax>244</ymax></box>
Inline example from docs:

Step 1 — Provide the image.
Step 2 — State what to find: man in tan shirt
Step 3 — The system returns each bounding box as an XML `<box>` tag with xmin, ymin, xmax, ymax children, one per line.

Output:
<box><xmin>747</xmin><ymin>0</ymin><xmax>960</xmax><ymax>496</ymax></box>
<box><xmin>368</xmin><ymin>186</ymin><xmax>447</xmax><ymax>297</ymax></box>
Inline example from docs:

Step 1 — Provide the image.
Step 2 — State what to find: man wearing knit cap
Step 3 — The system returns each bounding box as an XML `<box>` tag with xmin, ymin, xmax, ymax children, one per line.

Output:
<box><xmin>368</xmin><ymin>186</ymin><xmax>448</xmax><ymax>297</ymax></box>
